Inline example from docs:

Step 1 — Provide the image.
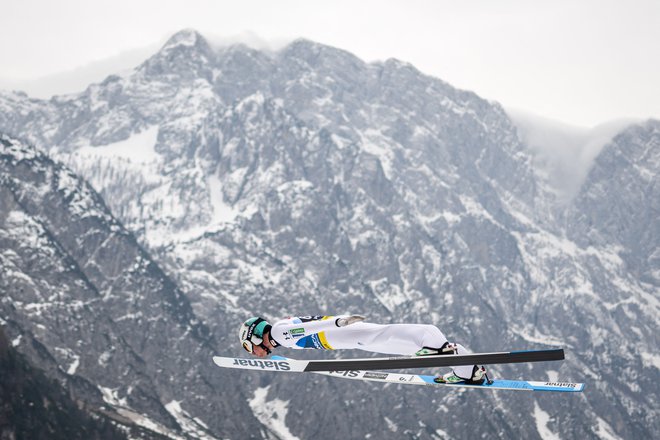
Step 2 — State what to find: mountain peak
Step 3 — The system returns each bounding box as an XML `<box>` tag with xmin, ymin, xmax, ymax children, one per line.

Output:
<box><xmin>139</xmin><ymin>29</ymin><xmax>214</xmax><ymax>80</ymax></box>
<box><xmin>161</xmin><ymin>28</ymin><xmax>208</xmax><ymax>51</ymax></box>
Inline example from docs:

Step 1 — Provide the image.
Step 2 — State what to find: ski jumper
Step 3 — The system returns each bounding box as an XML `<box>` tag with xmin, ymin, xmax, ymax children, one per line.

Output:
<box><xmin>269</xmin><ymin>315</ymin><xmax>475</xmax><ymax>378</ymax></box>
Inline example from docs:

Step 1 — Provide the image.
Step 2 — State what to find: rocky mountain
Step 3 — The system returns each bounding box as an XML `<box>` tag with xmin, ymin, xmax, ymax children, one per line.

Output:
<box><xmin>0</xmin><ymin>29</ymin><xmax>658</xmax><ymax>439</ymax></box>
<box><xmin>0</xmin><ymin>325</ymin><xmax>127</xmax><ymax>439</ymax></box>
<box><xmin>567</xmin><ymin>121</ymin><xmax>660</xmax><ymax>287</ymax></box>
<box><xmin>0</xmin><ymin>133</ymin><xmax>262</xmax><ymax>438</ymax></box>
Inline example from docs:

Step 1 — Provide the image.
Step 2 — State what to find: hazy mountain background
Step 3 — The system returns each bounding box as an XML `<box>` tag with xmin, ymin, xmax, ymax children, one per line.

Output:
<box><xmin>1</xmin><ymin>30</ymin><xmax>658</xmax><ymax>439</ymax></box>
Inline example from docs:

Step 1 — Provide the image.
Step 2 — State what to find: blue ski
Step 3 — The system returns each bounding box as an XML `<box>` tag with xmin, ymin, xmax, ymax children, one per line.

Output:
<box><xmin>310</xmin><ymin>367</ymin><xmax>585</xmax><ymax>392</ymax></box>
<box><xmin>270</xmin><ymin>356</ymin><xmax>584</xmax><ymax>392</ymax></box>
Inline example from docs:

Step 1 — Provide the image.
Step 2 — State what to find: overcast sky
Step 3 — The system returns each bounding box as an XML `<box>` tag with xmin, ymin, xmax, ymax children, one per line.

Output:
<box><xmin>1</xmin><ymin>0</ymin><xmax>658</xmax><ymax>127</ymax></box>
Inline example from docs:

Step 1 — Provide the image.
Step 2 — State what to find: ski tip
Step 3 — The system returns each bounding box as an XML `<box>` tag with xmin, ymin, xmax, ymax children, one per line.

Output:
<box><xmin>528</xmin><ymin>380</ymin><xmax>585</xmax><ymax>392</ymax></box>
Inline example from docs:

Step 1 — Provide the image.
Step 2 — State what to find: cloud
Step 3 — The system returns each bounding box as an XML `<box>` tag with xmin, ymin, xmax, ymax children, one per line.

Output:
<box><xmin>506</xmin><ymin>108</ymin><xmax>640</xmax><ymax>201</ymax></box>
<box><xmin>206</xmin><ymin>30</ymin><xmax>294</xmax><ymax>53</ymax></box>
<box><xmin>0</xmin><ymin>30</ymin><xmax>294</xmax><ymax>99</ymax></box>
<box><xmin>0</xmin><ymin>42</ymin><xmax>161</xmax><ymax>98</ymax></box>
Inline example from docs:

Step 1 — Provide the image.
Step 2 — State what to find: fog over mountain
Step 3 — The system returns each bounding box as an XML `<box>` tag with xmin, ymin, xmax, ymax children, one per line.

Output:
<box><xmin>506</xmin><ymin>109</ymin><xmax>643</xmax><ymax>201</ymax></box>
<box><xmin>0</xmin><ymin>45</ymin><xmax>158</xmax><ymax>99</ymax></box>
<box><xmin>0</xmin><ymin>31</ymin><xmax>291</xmax><ymax>99</ymax></box>
<box><xmin>1</xmin><ymin>30</ymin><xmax>658</xmax><ymax>439</ymax></box>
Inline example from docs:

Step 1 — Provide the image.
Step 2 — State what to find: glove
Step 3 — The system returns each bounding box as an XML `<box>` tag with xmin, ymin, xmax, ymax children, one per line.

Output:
<box><xmin>336</xmin><ymin>315</ymin><xmax>366</xmax><ymax>327</ymax></box>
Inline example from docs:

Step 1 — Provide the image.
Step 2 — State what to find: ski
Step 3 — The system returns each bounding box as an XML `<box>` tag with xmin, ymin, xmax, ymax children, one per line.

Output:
<box><xmin>307</xmin><ymin>365</ymin><xmax>584</xmax><ymax>393</ymax></box>
<box><xmin>212</xmin><ymin>348</ymin><xmax>564</xmax><ymax>373</ymax></box>
<box><xmin>274</xmin><ymin>356</ymin><xmax>585</xmax><ymax>392</ymax></box>
<box><xmin>212</xmin><ymin>355</ymin><xmax>584</xmax><ymax>392</ymax></box>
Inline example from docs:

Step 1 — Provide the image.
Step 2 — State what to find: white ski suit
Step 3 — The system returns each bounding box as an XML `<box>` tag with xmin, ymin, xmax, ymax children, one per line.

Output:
<box><xmin>269</xmin><ymin>315</ymin><xmax>476</xmax><ymax>378</ymax></box>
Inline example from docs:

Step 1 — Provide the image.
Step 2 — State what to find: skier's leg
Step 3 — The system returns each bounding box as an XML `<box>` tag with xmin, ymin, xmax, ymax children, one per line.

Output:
<box><xmin>327</xmin><ymin>323</ymin><xmax>449</xmax><ymax>355</ymax></box>
<box><xmin>449</xmin><ymin>343</ymin><xmax>477</xmax><ymax>379</ymax></box>
<box><xmin>415</xmin><ymin>335</ymin><xmax>487</xmax><ymax>384</ymax></box>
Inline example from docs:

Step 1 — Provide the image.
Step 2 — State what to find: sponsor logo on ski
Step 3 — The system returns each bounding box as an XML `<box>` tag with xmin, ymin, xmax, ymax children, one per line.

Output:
<box><xmin>232</xmin><ymin>358</ymin><xmax>291</xmax><ymax>371</ymax></box>
<box><xmin>329</xmin><ymin>370</ymin><xmax>360</xmax><ymax>378</ymax></box>
<box><xmin>363</xmin><ymin>372</ymin><xmax>389</xmax><ymax>380</ymax></box>
<box><xmin>544</xmin><ymin>382</ymin><xmax>577</xmax><ymax>388</ymax></box>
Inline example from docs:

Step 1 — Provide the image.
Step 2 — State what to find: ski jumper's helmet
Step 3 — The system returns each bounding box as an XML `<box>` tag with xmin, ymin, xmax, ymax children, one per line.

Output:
<box><xmin>239</xmin><ymin>317</ymin><xmax>272</xmax><ymax>353</ymax></box>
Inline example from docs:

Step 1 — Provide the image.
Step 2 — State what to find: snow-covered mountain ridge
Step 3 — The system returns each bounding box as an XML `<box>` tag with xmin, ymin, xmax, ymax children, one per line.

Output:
<box><xmin>1</xmin><ymin>29</ymin><xmax>658</xmax><ymax>439</ymax></box>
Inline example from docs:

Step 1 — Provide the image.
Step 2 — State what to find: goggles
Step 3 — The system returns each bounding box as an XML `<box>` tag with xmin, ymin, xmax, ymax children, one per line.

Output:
<box><xmin>240</xmin><ymin>317</ymin><xmax>270</xmax><ymax>353</ymax></box>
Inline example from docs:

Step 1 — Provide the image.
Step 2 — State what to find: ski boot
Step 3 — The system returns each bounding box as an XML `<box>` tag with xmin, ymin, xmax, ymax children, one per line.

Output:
<box><xmin>434</xmin><ymin>365</ymin><xmax>488</xmax><ymax>385</ymax></box>
<box><xmin>414</xmin><ymin>342</ymin><xmax>458</xmax><ymax>356</ymax></box>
